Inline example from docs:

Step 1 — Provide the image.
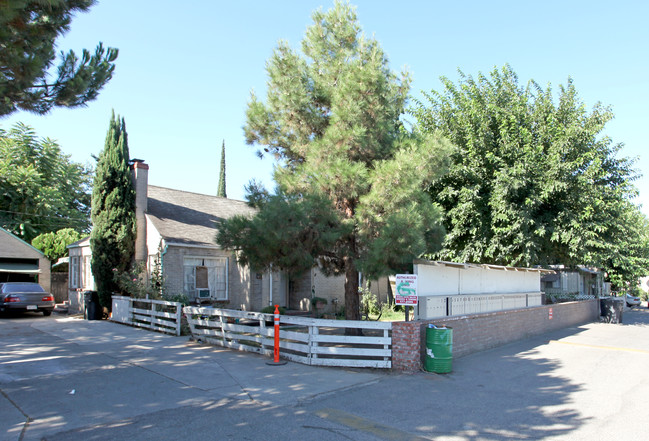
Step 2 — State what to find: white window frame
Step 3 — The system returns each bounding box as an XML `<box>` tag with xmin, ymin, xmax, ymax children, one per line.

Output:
<box><xmin>183</xmin><ymin>256</ymin><xmax>228</xmax><ymax>300</ymax></box>
<box><xmin>82</xmin><ymin>255</ymin><xmax>94</xmax><ymax>290</ymax></box>
<box><xmin>70</xmin><ymin>256</ymin><xmax>80</xmax><ymax>288</ymax></box>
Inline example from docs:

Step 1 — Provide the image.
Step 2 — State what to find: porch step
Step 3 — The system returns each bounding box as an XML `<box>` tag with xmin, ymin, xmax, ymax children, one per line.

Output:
<box><xmin>53</xmin><ymin>303</ymin><xmax>69</xmax><ymax>315</ymax></box>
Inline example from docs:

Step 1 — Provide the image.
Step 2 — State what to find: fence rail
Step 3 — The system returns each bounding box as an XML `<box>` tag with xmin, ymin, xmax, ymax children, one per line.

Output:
<box><xmin>183</xmin><ymin>307</ymin><xmax>392</xmax><ymax>369</ymax></box>
<box><xmin>111</xmin><ymin>296</ymin><xmax>183</xmax><ymax>336</ymax></box>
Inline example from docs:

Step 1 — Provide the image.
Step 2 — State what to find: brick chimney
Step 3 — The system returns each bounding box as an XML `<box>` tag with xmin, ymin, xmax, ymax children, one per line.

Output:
<box><xmin>131</xmin><ymin>159</ymin><xmax>149</xmax><ymax>263</ymax></box>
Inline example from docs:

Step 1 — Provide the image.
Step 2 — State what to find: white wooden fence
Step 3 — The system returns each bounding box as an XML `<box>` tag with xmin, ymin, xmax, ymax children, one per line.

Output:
<box><xmin>111</xmin><ymin>296</ymin><xmax>183</xmax><ymax>336</ymax></box>
<box><xmin>184</xmin><ymin>307</ymin><xmax>392</xmax><ymax>369</ymax></box>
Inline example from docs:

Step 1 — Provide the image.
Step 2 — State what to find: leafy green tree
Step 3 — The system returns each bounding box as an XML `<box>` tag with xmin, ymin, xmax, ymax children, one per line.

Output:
<box><xmin>217</xmin><ymin>1</ymin><xmax>452</xmax><ymax>322</ymax></box>
<box><xmin>90</xmin><ymin>112</ymin><xmax>135</xmax><ymax>310</ymax></box>
<box><xmin>0</xmin><ymin>123</ymin><xmax>92</xmax><ymax>241</ymax></box>
<box><xmin>412</xmin><ymin>65</ymin><xmax>645</xmax><ymax>282</ymax></box>
<box><xmin>217</xmin><ymin>140</ymin><xmax>226</xmax><ymax>197</ymax></box>
<box><xmin>31</xmin><ymin>228</ymin><xmax>82</xmax><ymax>262</ymax></box>
<box><xmin>599</xmin><ymin>203</ymin><xmax>649</xmax><ymax>290</ymax></box>
<box><xmin>0</xmin><ymin>0</ymin><xmax>118</xmax><ymax>116</ymax></box>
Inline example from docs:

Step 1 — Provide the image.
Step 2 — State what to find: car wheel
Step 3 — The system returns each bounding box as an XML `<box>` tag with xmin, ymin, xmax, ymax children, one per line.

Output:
<box><xmin>43</xmin><ymin>310</ymin><xmax>52</xmax><ymax>316</ymax></box>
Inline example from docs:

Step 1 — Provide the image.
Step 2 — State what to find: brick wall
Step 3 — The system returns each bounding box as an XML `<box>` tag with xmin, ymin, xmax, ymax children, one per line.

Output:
<box><xmin>392</xmin><ymin>299</ymin><xmax>599</xmax><ymax>373</ymax></box>
<box><xmin>392</xmin><ymin>321</ymin><xmax>421</xmax><ymax>371</ymax></box>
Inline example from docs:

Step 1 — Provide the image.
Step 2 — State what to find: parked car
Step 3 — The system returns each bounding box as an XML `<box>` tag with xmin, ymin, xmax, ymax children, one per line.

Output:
<box><xmin>625</xmin><ymin>293</ymin><xmax>641</xmax><ymax>307</ymax></box>
<box><xmin>0</xmin><ymin>282</ymin><xmax>55</xmax><ymax>316</ymax></box>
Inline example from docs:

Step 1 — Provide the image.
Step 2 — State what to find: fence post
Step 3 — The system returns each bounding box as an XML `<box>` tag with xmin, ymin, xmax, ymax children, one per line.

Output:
<box><xmin>128</xmin><ymin>297</ymin><xmax>134</xmax><ymax>325</ymax></box>
<box><xmin>309</xmin><ymin>325</ymin><xmax>318</xmax><ymax>365</ymax></box>
<box><xmin>383</xmin><ymin>327</ymin><xmax>390</xmax><ymax>362</ymax></box>
<box><xmin>176</xmin><ymin>303</ymin><xmax>182</xmax><ymax>336</ymax></box>
<box><xmin>259</xmin><ymin>312</ymin><xmax>267</xmax><ymax>355</ymax></box>
<box><xmin>219</xmin><ymin>310</ymin><xmax>226</xmax><ymax>343</ymax></box>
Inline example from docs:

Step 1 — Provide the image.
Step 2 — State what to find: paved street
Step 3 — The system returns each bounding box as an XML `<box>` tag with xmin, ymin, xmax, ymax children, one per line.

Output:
<box><xmin>2</xmin><ymin>307</ymin><xmax>649</xmax><ymax>440</ymax></box>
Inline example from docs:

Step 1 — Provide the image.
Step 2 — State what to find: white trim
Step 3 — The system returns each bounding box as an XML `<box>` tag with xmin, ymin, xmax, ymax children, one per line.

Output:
<box><xmin>165</xmin><ymin>242</ymin><xmax>221</xmax><ymax>250</ymax></box>
<box><xmin>183</xmin><ymin>256</ymin><xmax>229</xmax><ymax>300</ymax></box>
<box><xmin>413</xmin><ymin>258</ymin><xmax>555</xmax><ymax>274</ymax></box>
<box><xmin>70</xmin><ymin>256</ymin><xmax>80</xmax><ymax>288</ymax></box>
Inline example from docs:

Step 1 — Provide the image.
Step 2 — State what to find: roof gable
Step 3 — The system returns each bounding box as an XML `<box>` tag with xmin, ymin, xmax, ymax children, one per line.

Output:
<box><xmin>0</xmin><ymin>226</ymin><xmax>46</xmax><ymax>258</ymax></box>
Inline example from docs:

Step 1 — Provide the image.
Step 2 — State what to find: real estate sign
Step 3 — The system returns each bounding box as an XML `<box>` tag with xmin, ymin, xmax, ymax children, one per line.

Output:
<box><xmin>395</xmin><ymin>274</ymin><xmax>418</xmax><ymax>306</ymax></box>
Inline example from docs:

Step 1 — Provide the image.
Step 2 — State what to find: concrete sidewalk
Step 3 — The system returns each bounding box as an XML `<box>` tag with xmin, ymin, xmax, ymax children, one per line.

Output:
<box><xmin>1</xmin><ymin>316</ymin><xmax>382</xmax><ymax>440</ymax></box>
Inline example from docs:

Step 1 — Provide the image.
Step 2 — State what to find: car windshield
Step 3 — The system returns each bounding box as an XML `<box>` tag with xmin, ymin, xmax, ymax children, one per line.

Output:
<box><xmin>2</xmin><ymin>284</ymin><xmax>45</xmax><ymax>293</ymax></box>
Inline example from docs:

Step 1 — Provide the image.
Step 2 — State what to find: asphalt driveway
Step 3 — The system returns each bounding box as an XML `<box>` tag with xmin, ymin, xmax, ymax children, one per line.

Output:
<box><xmin>2</xmin><ymin>306</ymin><xmax>648</xmax><ymax>440</ymax></box>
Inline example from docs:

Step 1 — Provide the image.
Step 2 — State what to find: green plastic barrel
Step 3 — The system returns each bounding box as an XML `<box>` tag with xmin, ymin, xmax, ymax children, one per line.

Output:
<box><xmin>425</xmin><ymin>326</ymin><xmax>453</xmax><ymax>373</ymax></box>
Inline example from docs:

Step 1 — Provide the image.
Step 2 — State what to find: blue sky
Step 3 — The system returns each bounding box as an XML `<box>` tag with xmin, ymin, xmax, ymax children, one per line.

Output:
<box><xmin>3</xmin><ymin>0</ymin><xmax>648</xmax><ymax>216</ymax></box>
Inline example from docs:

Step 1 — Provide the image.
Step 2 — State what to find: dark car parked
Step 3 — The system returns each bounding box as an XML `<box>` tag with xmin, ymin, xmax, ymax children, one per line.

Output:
<box><xmin>0</xmin><ymin>282</ymin><xmax>55</xmax><ymax>316</ymax></box>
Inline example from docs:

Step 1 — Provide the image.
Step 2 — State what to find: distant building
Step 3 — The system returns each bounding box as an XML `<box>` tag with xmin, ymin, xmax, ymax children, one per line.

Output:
<box><xmin>541</xmin><ymin>266</ymin><xmax>608</xmax><ymax>299</ymax></box>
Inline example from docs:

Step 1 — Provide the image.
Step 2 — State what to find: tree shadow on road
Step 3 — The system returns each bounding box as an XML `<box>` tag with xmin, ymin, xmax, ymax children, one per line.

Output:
<box><xmin>308</xmin><ymin>324</ymin><xmax>599</xmax><ymax>440</ymax></box>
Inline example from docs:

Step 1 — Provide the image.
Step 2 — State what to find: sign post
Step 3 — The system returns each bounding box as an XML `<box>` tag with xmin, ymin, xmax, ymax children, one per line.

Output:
<box><xmin>395</xmin><ymin>274</ymin><xmax>418</xmax><ymax>321</ymax></box>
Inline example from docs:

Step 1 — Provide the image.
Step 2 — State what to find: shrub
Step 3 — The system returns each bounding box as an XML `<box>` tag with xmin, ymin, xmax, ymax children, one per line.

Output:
<box><xmin>113</xmin><ymin>262</ymin><xmax>164</xmax><ymax>300</ymax></box>
<box><xmin>164</xmin><ymin>293</ymin><xmax>190</xmax><ymax>306</ymax></box>
<box><xmin>360</xmin><ymin>285</ymin><xmax>380</xmax><ymax>317</ymax></box>
<box><xmin>261</xmin><ymin>305</ymin><xmax>286</xmax><ymax>314</ymax></box>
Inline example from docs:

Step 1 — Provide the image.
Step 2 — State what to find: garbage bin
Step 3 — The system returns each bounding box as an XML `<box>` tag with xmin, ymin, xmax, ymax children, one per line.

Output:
<box><xmin>83</xmin><ymin>291</ymin><xmax>102</xmax><ymax>320</ymax></box>
<box><xmin>600</xmin><ymin>297</ymin><xmax>624</xmax><ymax>324</ymax></box>
<box><xmin>425</xmin><ymin>325</ymin><xmax>453</xmax><ymax>373</ymax></box>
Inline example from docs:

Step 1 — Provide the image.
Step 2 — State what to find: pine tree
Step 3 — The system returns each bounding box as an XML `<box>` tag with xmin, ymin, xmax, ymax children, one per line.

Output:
<box><xmin>90</xmin><ymin>112</ymin><xmax>136</xmax><ymax>310</ymax></box>
<box><xmin>0</xmin><ymin>0</ymin><xmax>118</xmax><ymax>116</ymax></box>
<box><xmin>217</xmin><ymin>140</ymin><xmax>226</xmax><ymax>198</ymax></box>
<box><xmin>217</xmin><ymin>1</ymin><xmax>452</xmax><ymax>323</ymax></box>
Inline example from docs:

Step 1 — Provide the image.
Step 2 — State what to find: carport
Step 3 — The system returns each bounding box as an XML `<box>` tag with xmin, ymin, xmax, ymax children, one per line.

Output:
<box><xmin>0</xmin><ymin>227</ymin><xmax>51</xmax><ymax>292</ymax></box>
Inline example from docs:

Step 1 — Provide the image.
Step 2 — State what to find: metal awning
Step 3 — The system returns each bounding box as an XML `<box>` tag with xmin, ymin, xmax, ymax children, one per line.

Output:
<box><xmin>578</xmin><ymin>267</ymin><xmax>599</xmax><ymax>275</ymax></box>
<box><xmin>0</xmin><ymin>262</ymin><xmax>41</xmax><ymax>274</ymax></box>
<box><xmin>52</xmin><ymin>257</ymin><xmax>69</xmax><ymax>268</ymax></box>
<box><xmin>541</xmin><ymin>273</ymin><xmax>560</xmax><ymax>282</ymax></box>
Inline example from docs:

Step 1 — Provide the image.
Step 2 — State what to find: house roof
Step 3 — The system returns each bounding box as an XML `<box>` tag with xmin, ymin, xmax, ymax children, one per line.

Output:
<box><xmin>146</xmin><ymin>185</ymin><xmax>256</xmax><ymax>248</ymax></box>
<box><xmin>413</xmin><ymin>259</ymin><xmax>556</xmax><ymax>273</ymax></box>
<box><xmin>67</xmin><ymin>236</ymin><xmax>90</xmax><ymax>249</ymax></box>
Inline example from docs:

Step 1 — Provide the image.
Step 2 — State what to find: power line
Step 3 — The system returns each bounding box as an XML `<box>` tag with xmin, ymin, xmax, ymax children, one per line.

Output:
<box><xmin>0</xmin><ymin>208</ymin><xmax>89</xmax><ymax>220</ymax></box>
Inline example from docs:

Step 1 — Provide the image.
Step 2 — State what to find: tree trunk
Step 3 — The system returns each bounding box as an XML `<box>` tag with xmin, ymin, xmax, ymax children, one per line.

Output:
<box><xmin>343</xmin><ymin>256</ymin><xmax>362</xmax><ymax>335</ymax></box>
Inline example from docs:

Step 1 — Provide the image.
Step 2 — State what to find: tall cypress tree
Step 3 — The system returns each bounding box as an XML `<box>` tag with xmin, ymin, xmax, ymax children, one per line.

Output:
<box><xmin>217</xmin><ymin>140</ymin><xmax>227</xmax><ymax>198</ymax></box>
<box><xmin>90</xmin><ymin>111</ymin><xmax>136</xmax><ymax>310</ymax></box>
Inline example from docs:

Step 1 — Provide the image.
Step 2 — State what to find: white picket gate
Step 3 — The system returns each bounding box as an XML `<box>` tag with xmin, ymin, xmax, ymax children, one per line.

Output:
<box><xmin>183</xmin><ymin>307</ymin><xmax>392</xmax><ymax>369</ymax></box>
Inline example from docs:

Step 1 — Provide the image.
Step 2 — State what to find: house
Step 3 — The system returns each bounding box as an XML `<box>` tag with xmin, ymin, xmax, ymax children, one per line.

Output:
<box><xmin>639</xmin><ymin>276</ymin><xmax>649</xmax><ymax>295</ymax></box>
<box><xmin>0</xmin><ymin>226</ymin><xmax>51</xmax><ymax>292</ymax></box>
<box><xmin>67</xmin><ymin>236</ymin><xmax>94</xmax><ymax>312</ymax></box>
<box><xmin>69</xmin><ymin>160</ymin><xmax>384</xmax><ymax>314</ymax></box>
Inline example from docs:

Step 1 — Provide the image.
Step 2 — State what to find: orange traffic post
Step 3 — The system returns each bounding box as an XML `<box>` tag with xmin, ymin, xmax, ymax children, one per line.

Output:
<box><xmin>266</xmin><ymin>304</ymin><xmax>287</xmax><ymax>365</ymax></box>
